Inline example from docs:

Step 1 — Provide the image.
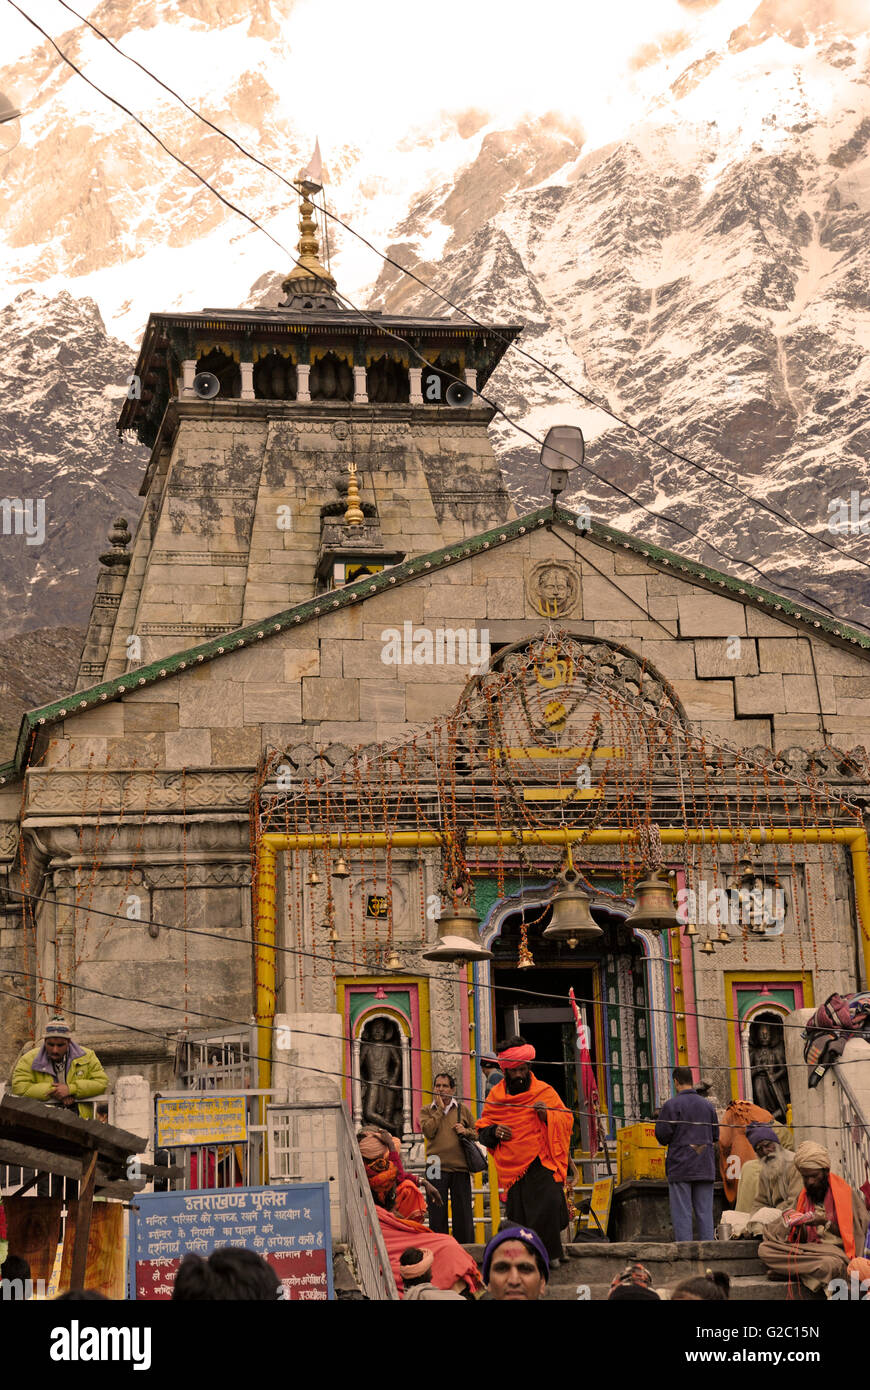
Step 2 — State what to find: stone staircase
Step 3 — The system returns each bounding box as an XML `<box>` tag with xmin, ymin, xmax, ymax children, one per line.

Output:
<box><xmin>466</xmin><ymin>1239</ymin><xmax>823</xmax><ymax>1301</ymax></box>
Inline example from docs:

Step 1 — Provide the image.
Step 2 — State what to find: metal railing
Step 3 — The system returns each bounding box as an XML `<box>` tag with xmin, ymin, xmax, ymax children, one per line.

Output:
<box><xmin>833</xmin><ymin>1067</ymin><xmax>870</xmax><ymax>1197</ymax></box>
<box><xmin>268</xmin><ymin>1100</ymin><xmax>398</xmax><ymax>1300</ymax></box>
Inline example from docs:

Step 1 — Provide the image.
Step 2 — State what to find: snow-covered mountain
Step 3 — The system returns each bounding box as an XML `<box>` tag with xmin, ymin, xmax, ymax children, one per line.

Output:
<box><xmin>0</xmin><ymin>0</ymin><xmax>868</xmax><ymax>646</ymax></box>
<box><xmin>0</xmin><ymin>290</ymin><xmax>145</xmax><ymax>638</ymax></box>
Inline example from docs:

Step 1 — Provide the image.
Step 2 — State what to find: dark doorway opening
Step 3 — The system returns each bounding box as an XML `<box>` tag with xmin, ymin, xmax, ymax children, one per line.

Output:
<box><xmin>492</xmin><ymin>963</ymin><xmax>598</xmax><ymax>1149</ymax></box>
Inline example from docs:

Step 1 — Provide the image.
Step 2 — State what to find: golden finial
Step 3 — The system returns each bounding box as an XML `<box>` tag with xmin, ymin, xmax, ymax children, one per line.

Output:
<box><xmin>344</xmin><ymin>460</ymin><xmax>364</xmax><ymax>526</ymax></box>
<box><xmin>286</xmin><ymin>182</ymin><xmax>337</xmax><ymax>296</ymax></box>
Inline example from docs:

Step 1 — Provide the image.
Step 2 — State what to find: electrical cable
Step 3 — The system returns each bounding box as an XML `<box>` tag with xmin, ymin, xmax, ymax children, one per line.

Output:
<box><xmin>8</xmin><ymin>962</ymin><xmax>870</xmax><ymax>1086</ymax></box>
<box><xmin>4</xmin><ymin>884</ymin><xmax>865</xmax><ymax>1043</ymax></box>
<box><xmin>45</xmin><ymin>0</ymin><xmax>870</xmax><ymax>580</ymax></box>
<box><xmin>4</xmin><ymin>0</ymin><xmax>860</xmax><ymax>622</ymax></box>
<box><xmin>3</xmin><ymin>982</ymin><xmax>865</xmax><ymax>1131</ymax></box>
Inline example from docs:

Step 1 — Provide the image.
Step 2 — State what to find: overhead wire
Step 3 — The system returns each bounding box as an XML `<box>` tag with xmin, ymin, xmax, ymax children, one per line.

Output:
<box><xmin>3</xmin><ymin>884</ymin><xmax>863</xmax><ymax>1043</ymax></box>
<box><xmin>43</xmin><ymin>0</ymin><xmax>870</xmax><ymax>582</ymax></box>
<box><xmin>4</xmin><ymin>0</ymin><xmax>861</xmax><ymax>622</ymax></box>
<box><xmin>3</xmin><ymin>982</ymin><xmax>866</xmax><ymax>1132</ymax></box>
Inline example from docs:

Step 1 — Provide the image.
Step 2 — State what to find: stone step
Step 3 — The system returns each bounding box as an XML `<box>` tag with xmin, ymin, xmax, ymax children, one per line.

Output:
<box><xmin>466</xmin><ymin>1238</ymin><xmax>769</xmax><ymax>1285</ymax></box>
<box><xmin>545</xmin><ymin>1276</ymin><xmax>816</xmax><ymax>1302</ymax></box>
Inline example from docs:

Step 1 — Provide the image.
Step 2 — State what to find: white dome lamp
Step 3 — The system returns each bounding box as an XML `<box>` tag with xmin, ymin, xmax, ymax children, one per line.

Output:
<box><xmin>0</xmin><ymin>92</ymin><xmax>22</xmax><ymax>155</ymax></box>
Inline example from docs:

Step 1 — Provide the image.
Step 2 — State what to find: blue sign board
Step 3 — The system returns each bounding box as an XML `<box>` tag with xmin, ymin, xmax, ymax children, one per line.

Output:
<box><xmin>127</xmin><ymin>1184</ymin><xmax>333</xmax><ymax>1301</ymax></box>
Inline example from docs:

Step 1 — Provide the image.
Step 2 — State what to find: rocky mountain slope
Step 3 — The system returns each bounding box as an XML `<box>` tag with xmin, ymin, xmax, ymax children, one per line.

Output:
<box><xmin>365</xmin><ymin>21</ymin><xmax>870</xmax><ymax>628</ymax></box>
<box><xmin>0</xmin><ymin>290</ymin><xmax>146</xmax><ymax>640</ymax></box>
<box><xmin>0</xmin><ymin>624</ymin><xmax>85</xmax><ymax>760</ymax></box>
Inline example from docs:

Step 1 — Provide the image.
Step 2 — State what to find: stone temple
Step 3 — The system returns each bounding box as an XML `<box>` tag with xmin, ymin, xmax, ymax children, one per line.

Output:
<box><xmin>1</xmin><ymin>186</ymin><xmax>868</xmax><ymax>1177</ymax></box>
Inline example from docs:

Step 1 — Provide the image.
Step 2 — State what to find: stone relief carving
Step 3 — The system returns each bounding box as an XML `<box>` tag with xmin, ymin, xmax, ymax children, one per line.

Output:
<box><xmin>50</xmin><ymin>862</ymin><xmax>250</xmax><ymax>890</ymax></box>
<box><xmin>527</xmin><ymin>561</ymin><xmax>580</xmax><ymax>618</ymax></box>
<box><xmin>0</xmin><ymin>824</ymin><xmax>19</xmax><ymax>858</ymax></box>
<box><xmin>26</xmin><ymin>770</ymin><xmax>253</xmax><ymax>814</ymax></box>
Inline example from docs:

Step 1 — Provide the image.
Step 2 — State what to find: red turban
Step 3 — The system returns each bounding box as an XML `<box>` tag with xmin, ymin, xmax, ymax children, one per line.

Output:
<box><xmin>498</xmin><ymin>1044</ymin><xmax>535</xmax><ymax>1070</ymax></box>
<box><xmin>366</xmin><ymin>1161</ymin><xmax>398</xmax><ymax>1202</ymax></box>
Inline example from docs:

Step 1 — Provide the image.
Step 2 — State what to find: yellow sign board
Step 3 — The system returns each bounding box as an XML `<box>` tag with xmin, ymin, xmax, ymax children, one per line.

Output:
<box><xmin>587</xmin><ymin>1177</ymin><xmax>614</xmax><ymax>1234</ymax></box>
<box><xmin>156</xmin><ymin>1095</ymin><xmax>248</xmax><ymax>1147</ymax></box>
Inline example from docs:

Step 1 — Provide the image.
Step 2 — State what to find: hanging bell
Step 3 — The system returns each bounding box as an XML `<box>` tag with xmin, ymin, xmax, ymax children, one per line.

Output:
<box><xmin>385</xmin><ymin>948</ymin><xmax>401</xmax><ymax>971</ymax></box>
<box><xmin>307</xmin><ymin>866</ymin><xmax>322</xmax><ymax>887</ymax></box>
<box><xmin>699</xmin><ymin>938</ymin><xmax>716</xmax><ymax>956</ymax></box>
<box><xmin>332</xmin><ymin>855</ymin><xmax>350</xmax><ymax>879</ymax></box>
<box><xmin>327</xmin><ymin>924</ymin><xmax>339</xmax><ymax>944</ymax></box>
<box><xmin>517</xmin><ymin>943</ymin><xmax>535</xmax><ymax>970</ymax></box>
<box><xmin>737</xmin><ymin>857</ymin><xmax>758</xmax><ymax>888</ymax></box>
<box><xmin>716</xmin><ymin>925</ymin><xmax>731</xmax><ymax>944</ymax></box>
<box><xmin>684</xmin><ymin>921</ymin><xmax>699</xmax><ymax>938</ymax></box>
<box><xmin>422</xmin><ymin>893</ymin><xmax>493</xmax><ymax>964</ymax></box>
<box><xmin>542</xmin><ymin>868</ymin><xmax>602</xmax><ymax>949</ymax></box>
<box><xmin>625</xmin><ymin>868</ymin><xmax>679</xmax><ymax>934</ymax></box>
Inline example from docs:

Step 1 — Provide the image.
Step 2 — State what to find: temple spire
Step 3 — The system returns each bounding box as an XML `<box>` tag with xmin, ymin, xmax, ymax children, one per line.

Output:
<box><xmin>280</xmin><ymin>139</ymin><xmax>340</xmax><ymax>311</ymax></box>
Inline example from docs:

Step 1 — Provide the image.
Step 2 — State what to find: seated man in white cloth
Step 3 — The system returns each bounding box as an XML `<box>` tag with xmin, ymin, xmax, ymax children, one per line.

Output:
<box><xmin>720</xmin><ymin>1123</ymin><xmax>802</xmax><ymax>1237</ymax></box>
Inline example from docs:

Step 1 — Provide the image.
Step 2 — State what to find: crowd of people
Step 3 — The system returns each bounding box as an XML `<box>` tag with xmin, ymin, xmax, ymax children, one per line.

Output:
<box><xmin>358</xmin><ymin>1049</ymin><xmax>870</xmax><ymax>1301</ymax></box>
<box><xmin>651</xmin><ymin>1066</ymin><xmax>870</xmax><ymax>1298</ymax></box>
<box><xmin>4</xmin><ymin>1018</ymin><xmax>868</xmax><ymax>1301</ymax></box>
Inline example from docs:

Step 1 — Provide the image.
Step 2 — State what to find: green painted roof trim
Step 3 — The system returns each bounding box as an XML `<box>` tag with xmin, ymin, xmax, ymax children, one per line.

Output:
<box><xmin>2</xmin><ymin>503</ymin><xmax>867</xmax><ymax>787</ymax></box>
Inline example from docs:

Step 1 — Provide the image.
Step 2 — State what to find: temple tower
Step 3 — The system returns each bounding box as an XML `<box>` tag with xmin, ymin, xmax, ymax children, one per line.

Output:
<box><xmin>93</xmin><ymin>180</ymin><xmax>521</xmax><ymax>676</ymax></box>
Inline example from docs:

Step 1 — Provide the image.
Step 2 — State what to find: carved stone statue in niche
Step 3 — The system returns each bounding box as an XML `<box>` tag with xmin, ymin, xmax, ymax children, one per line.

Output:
<box><xmin>360</xmin><ymin>1017</ymin><xmax>402</xmax><ymax>1135</ymax></box>
<box><xmin>749</xmin><ymin>1016</ymin><xmax>790</xmax><ymax>1122</ymax></box>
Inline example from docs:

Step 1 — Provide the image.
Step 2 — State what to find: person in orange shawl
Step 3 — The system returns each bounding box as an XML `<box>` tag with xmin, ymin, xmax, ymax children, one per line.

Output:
<box><xmin>365</xmin><ymin>1162</ymin><xmax>483</xmax><ymax>1298</ymax></box>
<box><xmin>358</xmin><ymin>1128</ymin><xmax>429</xmax><ymax>1222</ymax></box>
<box><xmin>718</xmin><ymin>1099</ymin><xmax>791</xmax><ymax>1207</ymax></box>
<box><xmin>476</xmin><ymin>1036</ymin><xmax>574</xmax><ymax>1266</ymax></box>
<box><xmin>758</xmin><ymin>1141</ymin><xmax>869</xmax><ymax>1294</ymax></box>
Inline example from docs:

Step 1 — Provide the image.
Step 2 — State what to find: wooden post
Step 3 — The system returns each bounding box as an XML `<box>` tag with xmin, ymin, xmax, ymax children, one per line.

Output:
<box><xmin>70</xmin><ymin>1148</ymin><xmax>98</xmax><ymax>1290</ymax></box>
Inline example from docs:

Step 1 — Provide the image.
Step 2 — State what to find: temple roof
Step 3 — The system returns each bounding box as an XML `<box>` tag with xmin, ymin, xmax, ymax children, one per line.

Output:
<box><xmin>1</xmin><ymin>503</ymin><xmax>868</xmax><ymax>786</ymax></box>
<box><xmin>116</xmin><ymin>307</ymin><xmax>522</xmax><ymax>445</ymax></box>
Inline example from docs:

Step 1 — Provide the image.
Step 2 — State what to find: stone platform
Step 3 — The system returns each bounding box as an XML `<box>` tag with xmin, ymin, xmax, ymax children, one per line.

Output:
<box><xmin>465</xmin><ymin>1239</ymin><xmax>823</xmax><ymax>1302</ymax></box>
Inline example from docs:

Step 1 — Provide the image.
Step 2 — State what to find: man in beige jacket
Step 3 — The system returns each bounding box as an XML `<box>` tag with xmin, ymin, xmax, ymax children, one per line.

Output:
<box><xmin>418</xmin><ymin>1073</ymin><xmax>476</xmax><ymax>1243</ymax></box>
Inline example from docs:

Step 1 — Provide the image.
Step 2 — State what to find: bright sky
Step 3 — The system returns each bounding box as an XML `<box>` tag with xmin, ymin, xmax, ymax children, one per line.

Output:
<box><xmin>0</xmin><ymin>0</ymin><xmax>757</xmax><ymax>151</ymax></box>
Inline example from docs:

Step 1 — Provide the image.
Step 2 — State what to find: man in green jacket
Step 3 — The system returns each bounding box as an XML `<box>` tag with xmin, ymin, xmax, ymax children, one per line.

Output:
<box><xmin>11</xmin><ymin>1017</ymin><xmax>108</xmax><ymax>1120</ymax></box>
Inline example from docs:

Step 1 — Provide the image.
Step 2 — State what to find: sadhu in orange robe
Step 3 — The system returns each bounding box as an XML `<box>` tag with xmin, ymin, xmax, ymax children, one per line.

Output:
<box><xmin>477</xmin><ymin>1070</ymin><xmax>574</xmax><ymax>1262</ymax></box>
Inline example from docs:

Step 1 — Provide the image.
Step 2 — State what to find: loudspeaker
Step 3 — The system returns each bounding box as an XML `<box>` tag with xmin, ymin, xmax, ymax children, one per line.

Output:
<box><xmin>192</xmin><ymin>371</ymin><xmax>220</xmax><ymax>399</ymax></box>
<box><xmin>446</xmin><ymin>381</ymin><xmax>474</xmax><ymax>407</ymax></box>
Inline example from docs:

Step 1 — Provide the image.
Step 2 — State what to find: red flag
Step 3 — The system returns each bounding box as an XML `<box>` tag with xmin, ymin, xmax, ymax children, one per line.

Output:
<box><xmin>570</xmin><ymin>986</ymin><xmax>599</xmax><ymax>1151</ymax></box>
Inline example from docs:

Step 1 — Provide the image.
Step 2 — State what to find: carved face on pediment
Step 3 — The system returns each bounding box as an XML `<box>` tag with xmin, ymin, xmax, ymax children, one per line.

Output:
<box><xmin>527</xmin><ymin>561</ymin><xmax>579</xmax><ymax>617</ymax></box>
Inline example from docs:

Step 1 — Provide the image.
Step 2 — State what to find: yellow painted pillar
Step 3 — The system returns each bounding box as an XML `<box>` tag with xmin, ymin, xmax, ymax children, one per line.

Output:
<box><xmin>255</xmin><ymin>839</ymin><xmax>277</xmax><ymax>1094</ymax></box>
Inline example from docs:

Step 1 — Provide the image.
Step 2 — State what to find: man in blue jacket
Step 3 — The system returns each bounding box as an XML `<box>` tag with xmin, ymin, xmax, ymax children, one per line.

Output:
<box><xmin>655</xmin><ymin>1067</ymin><xmax>719</xmax><ymax>1242</ymax></box>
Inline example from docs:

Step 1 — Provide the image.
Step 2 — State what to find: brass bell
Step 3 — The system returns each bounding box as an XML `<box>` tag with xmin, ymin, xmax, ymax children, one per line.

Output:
<box><xmin>385</xmin><ymin>948</ymin><xmax>401</xmax><ymax>971</ymax></box>
<box><xmin>737</xmin><ymin>857</ymin><xmax>758</xmax><ymax>888</ymax></box>
<box><xmin>542</xmin><ymin>868</ymin><xmax>602</xmax><ymax>949</ymax></box>
<box><xmin>422</xmin><ymin>895</ymin><xmax>494</xmax><ymax>964</ymax></box>
<box><xmin>716</xmin><ymin>925</ymin><xmax>731</xmax><ymax>944</ymax></box>
<box><xmin>684</xmin><ymin>921</ymin><xmax>699</xmax><ymax>938</ymax></box>
<box><xmin>327</xmin><ymin>924</ymin><xmax>339</xmax><ymax>943</ymax></box>
<box><xmin>332</xmin><ymin>855</ymin><xmax>350</xmax><ymax>879</ymax></box>
<box><xmin>307</xmin><ymin>866</ymin><xmax>322</xmax><ymax>887</ymax></box>
<box><xmin>625</xmin><ymin>867</ymin><xmax>679</xmax><ymax>933</ymax></box>
<box><xmin>699</xmin><ymin>938</ymin><xmax>716</xmax><ymax>955</ymax></box>
<box><xmin>517</xmin><ymin>944</ymin><xmax>535</xmax><ymax>970</ymax></box>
